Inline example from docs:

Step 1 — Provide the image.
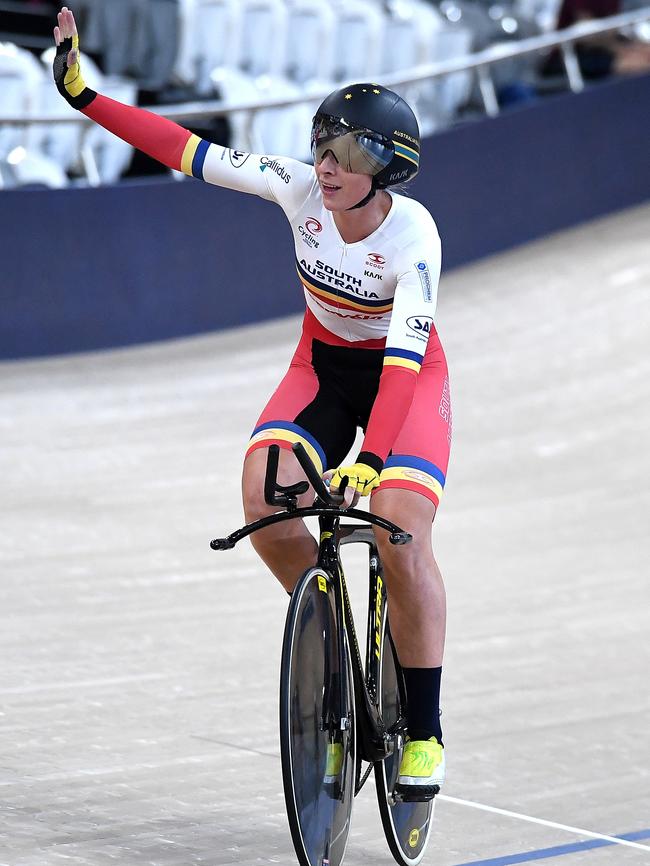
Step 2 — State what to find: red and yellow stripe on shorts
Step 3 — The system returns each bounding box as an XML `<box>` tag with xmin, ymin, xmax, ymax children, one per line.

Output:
<box><xmin>246</xmin><ymin>420</ymin><xmax>327</xmax><ymax>475</ymax></box>
<box><xmin>376</xmin><ymin>454</ymin><xmax>446</xmax><ymax>508</ymax></box>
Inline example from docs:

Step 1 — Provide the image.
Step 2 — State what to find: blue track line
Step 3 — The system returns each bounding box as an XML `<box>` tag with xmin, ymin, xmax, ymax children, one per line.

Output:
<box><xmin>453</xmin><ymin>828</ymin><xmax>650</xmax><ymax>866</ymax></box>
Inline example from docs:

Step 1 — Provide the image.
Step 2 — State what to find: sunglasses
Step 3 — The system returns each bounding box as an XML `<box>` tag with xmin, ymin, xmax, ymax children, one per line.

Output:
<box><xmin>311</xmin><ymin>117</ymin><xmax>394</xmax><ymax>175</ymax></box>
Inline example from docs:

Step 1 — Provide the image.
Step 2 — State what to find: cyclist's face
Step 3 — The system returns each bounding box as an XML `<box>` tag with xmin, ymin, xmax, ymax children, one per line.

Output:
<box><xmin>315</xmin><ymin>151</ymin><xmax>372</xmax><ymax>211</ymax></box>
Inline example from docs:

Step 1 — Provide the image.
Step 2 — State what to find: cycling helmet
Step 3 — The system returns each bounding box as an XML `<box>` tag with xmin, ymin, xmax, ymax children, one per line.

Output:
<box><xmin>311</xmin><ymin>83</ymin><xmax>420</xmax><ymax>190</ymax></box>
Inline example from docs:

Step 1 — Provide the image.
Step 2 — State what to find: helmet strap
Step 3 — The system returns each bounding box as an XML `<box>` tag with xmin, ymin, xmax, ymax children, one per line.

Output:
<box><xmin>347</xmin><ymin>179</ymin><xmax>377</xmax><ymax>211</ymax></box>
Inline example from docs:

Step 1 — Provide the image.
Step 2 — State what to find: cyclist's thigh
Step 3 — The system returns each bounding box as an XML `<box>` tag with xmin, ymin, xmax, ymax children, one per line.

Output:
<box><xmin>243</xmin><ymin>341</ymin><xmax>357</xmax><ymax>516</ymax></box>
<box><xmin>242</xmin><ymin>446</ymin><xmax>316</xmax><ymax>520</ymax></box>
<box><xmin>374</xmin><ymin>334</ymin><xmax>452</xmax><ymax>517</ymax></box>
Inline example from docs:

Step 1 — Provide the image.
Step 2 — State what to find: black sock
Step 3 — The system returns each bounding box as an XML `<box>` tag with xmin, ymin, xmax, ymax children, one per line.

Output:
<box><xmin>402</xmin><ymin>666</ymin><xmax>443</xmax><ymax>746</ymax></box>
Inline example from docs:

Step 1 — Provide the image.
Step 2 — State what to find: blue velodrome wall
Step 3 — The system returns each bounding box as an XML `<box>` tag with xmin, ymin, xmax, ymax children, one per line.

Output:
<box><xmin>2</xmin><ymin>72</ymin><xmax>649</xmax><ymax>360</ymax></box>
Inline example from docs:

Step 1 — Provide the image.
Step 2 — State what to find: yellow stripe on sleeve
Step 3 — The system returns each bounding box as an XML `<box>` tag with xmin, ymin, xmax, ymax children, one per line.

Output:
<box><xmin>180</xmin><ymin>134</ymin><xmax>202</xmax><ymax>176</ymax></box>
<box><xmin>383</xmin><ymin>356</ymin><xmax>421</xmax><ymax>373</ymax></box>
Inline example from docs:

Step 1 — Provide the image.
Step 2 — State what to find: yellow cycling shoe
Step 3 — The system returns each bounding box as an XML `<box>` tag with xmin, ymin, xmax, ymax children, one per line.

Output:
<box><xmin>395</xmin><ymin>737</ymin><xmax>445</xmax><ymax>802</ymax></box>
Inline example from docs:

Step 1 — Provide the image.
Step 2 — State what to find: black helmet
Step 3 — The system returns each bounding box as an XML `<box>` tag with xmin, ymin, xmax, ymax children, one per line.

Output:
<box><xmin>311</xmin><ymin>83</ymin><xmax>420</xmax><ymax>189</ymax></box>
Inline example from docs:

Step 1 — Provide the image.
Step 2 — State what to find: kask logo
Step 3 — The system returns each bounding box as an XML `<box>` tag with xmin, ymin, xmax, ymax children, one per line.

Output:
<box><xmin>304</xmin><ymin>218</ymin><xmax>322</xmax><ymax>234</ymax></box>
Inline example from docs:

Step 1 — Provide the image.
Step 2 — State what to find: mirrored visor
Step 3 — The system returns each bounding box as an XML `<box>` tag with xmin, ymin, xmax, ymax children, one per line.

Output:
<box><xmin>311</xmin><ymin>117</ymin><xmax>394</xmax><ymax>176</ymax></box>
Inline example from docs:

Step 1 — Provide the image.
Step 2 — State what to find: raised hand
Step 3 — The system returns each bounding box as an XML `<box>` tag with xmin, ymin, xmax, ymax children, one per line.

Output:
<box><xmin>52</xmin><ymin>6</ymin><xmax>95</xmax><ymax>109</ymax></box>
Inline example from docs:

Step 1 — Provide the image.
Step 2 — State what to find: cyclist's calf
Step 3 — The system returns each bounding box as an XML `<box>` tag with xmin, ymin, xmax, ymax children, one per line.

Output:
<box><xmin>371</xmin><ymin>488</ymin><xmax>445</xmax><ymax>667</ymax></box>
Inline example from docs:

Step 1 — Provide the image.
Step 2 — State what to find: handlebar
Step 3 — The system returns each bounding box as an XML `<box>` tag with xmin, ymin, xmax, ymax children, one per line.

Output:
<box><xmin>210</xmin><ymin>442</ymin><xmax>412</xmax><ymax>550</ymax></box>
<box><xmin>263</xmin><ymin>443</ymin><xmax>346</xmax><ymax>509</ymax></box>
<box><xmin>292</xmin><ymin>442</ymin><xmax>346</xmax><ymax>507</ymax></box>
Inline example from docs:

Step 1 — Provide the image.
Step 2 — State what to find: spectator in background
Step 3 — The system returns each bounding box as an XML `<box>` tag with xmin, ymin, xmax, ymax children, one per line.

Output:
<box><xmin>541</xmin><ymin>0</ymin><xmax>650</xmax><ymax>78</ymax></box>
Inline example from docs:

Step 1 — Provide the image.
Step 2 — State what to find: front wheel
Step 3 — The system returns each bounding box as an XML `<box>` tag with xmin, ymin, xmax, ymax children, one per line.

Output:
<box><xmin>374</xmin><ymin>615</ymin><xmax>435</xmax><ymax>866</ymax></box>
<box><xmin>280</xmin><ymin>568</ymin><xmax>355</xmax><ymax>866</ymax></box>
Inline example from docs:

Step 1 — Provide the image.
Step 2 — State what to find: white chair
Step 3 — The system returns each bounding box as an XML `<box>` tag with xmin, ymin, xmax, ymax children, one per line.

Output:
<box><xmin>209</xmin><ymin>66</ymin><xmax>261</xmax><ymax>151</ymax></box>
<box><xmin>250</xmin><ymin>75</ymin><xmax>313</xmax><ymax>161</ymax></box>
<box><xmin>328</xmin><ymin>0</ymin><xmax>386</xmax><ymax>82</ymax></box>
<box><xmin>514</xmin><ymin>0</ymin><xmax>563</xmax><ymax>32</ymax></box>
<box><xmin>333</xmin><ymin>0</ymin><xmax>386</xmax><ymax>79</ymax></box>
<box><xmin>430</xmin><ymin>26</ymin><xmax>474</xmax><ymax>124</ymax></box>
<box><xmin>284</xmin><ymin>0</ymin><xmax>337</xmax><ymax>86</ymax></box>
<box><xmin>28</xmin><ymin>76</ymin><xmax>84</xmax><ymax>176</ymax></box>
<box><xmin>0</xmin><ymin>43</ymin><xmax>44</xmax><ymax>158</ymax></box>
<box><xmin>174</xmin><ymin>0</ymin><xmax>198</xmax><ymax>85</ymax></box>
<box><xmin>231</xmin><ymin>0</ymin><xmax>290</xmax><ymax>78</ymax></box>
<box><xmin>0</xmin><ymin>43</ymin><xmax>68</xmax><ymax>188</ymax></box>
<box><xmin>178</xmin><ymin>0</ymin><xmax>243</xmax><ymax>93</ymax></box>
<box><xmin>209</xmin><ymin>67</ymin><xmax>311</xmax><ymax>160</ymax></box>
<box><xmin>381</xmin><ymin>0</ymin><xmax>447</xmax><ymax>71</ymax></box>
<box><xmin>380</xmin><ymin>0</ymin><xmax>448</xmax><ymax>135</ymax></box>
<box><xmin>1</xmin><ymin>147</ymin><xmax>67</xmax><ymax>189</ymax></box>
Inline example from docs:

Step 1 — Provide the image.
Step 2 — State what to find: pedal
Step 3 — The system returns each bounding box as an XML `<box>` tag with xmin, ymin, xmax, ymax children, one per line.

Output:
<box><xmin>393</xmin><ymin>783</ymin><xmax>440</xmax><ymax>803</ymax></box>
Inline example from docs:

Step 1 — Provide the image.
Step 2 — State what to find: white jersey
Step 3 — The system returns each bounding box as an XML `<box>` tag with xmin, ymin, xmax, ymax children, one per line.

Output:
<box><xmin>197</xmin><ymin>144</ymin><xmax>442</xmax><ymax>366</ymax></box>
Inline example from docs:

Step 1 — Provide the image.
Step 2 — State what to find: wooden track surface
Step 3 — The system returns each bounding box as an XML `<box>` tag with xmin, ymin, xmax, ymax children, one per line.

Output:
<box><xmin>2</xmin><ymin>203</ymin><xmax>649</xmax><ymax>865</ymax></box>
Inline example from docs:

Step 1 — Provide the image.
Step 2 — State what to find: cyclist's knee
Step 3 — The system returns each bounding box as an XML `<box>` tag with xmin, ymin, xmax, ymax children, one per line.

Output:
<box><xmin>242</xmin><ymin>474</ymin><xmax>272</xmax><ymax>524</ymax></box>
<box><xmin>371</xmin><ymin>490</ymin><xmax>435</xmax><ymax>561</ymax></box>
<box><xmin>241</xmin><ymin>445</ymin><xmax>310</xmax><ymax>529</ymax></box>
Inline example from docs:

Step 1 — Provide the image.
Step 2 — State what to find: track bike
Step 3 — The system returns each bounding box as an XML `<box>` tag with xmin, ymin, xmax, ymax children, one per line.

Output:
<box><xmin>211</xmin><ymin>443</ymin><xmax>438</xmax><ymax>866</ymax></box>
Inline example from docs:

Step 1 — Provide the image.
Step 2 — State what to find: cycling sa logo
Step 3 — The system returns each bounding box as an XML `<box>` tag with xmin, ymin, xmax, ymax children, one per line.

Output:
<box><xmin>406</xmin><ymin>315</ymin><xmax>434</xmax><ymax>336</ymax></box>
<box><xmin>304</xmin><ymin>218</ymin><xmax>322</xmax><ymax>234</ymax></box>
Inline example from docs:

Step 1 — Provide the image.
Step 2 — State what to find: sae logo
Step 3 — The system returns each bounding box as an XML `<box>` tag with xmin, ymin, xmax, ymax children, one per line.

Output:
<box><xmin>407</xmin><ymin>315</ymin><xmax>433</xmax><ymax>336</ymax></box>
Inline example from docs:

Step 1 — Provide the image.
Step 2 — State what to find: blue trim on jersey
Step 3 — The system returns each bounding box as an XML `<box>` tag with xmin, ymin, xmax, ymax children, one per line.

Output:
<box><xmin>384</xmin><ymin>454</ymin><xmax>446</xmax><ymax>486</ymax></box>
<box><xmin>252</xmin><ymin>420</ymin><xmax>327</xmax><ymax>471</ymax></box>
<box><xmin>385</xmin><ymin>347</ymin><xmax>424</xmax><ymax>363</ymax></box>
<box><xmin>296</xmin><ymin>257</ymin><xmax>394</xmax><ymax>310</ymax></box>
<box><xmin>192</xmin><ymin>139</ymin><xmax>211</xmax><ymax>180</ymax></box>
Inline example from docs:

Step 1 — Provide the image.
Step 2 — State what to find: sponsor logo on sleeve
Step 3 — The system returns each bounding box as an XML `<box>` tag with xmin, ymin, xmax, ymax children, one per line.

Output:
<box><xmin>259</xmin><ymin>156</ymin><xmax>291</xmax><ymax>183</ymax></box>
<box><xmin>229</xmin><ymin>149</ymin><xmax>250</xmax><ymax>168</ymax></box>
<box><xmin>406</xmin><ymin>315</ymin><xmax>433</xmax><ymax>340</ymax></box>
<box><xmin>414</xmin><ymin>260</ymin><xmax>433</xmax><ymax>302</ymax></box>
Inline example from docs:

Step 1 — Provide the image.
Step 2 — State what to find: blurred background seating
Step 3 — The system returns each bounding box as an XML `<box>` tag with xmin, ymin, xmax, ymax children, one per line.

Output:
<box><xmin>1</xmin><ymin>0</ymin><xmax>648</xmax><ymax>187</ymax></box>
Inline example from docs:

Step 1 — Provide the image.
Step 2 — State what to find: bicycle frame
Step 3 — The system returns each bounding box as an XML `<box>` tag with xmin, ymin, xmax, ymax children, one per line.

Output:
<box><xmin>210</xmin><ymin>442</ymin><xmax>412</xmax><ymax>794</ymax></box>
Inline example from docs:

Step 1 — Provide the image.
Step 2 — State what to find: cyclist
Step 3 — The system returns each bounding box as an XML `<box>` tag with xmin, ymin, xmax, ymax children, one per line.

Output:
<box><xmin>54</xmin><ymin>5</ymin><xmax>450</xmax><ymax>800</ymax></box>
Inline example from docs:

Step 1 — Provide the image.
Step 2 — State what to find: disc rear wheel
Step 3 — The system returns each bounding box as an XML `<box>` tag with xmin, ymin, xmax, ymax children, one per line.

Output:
<box><xmin>280</xmin><ymin>568</ymin><xmax>355</xmax><ymax>866</ymax></box>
